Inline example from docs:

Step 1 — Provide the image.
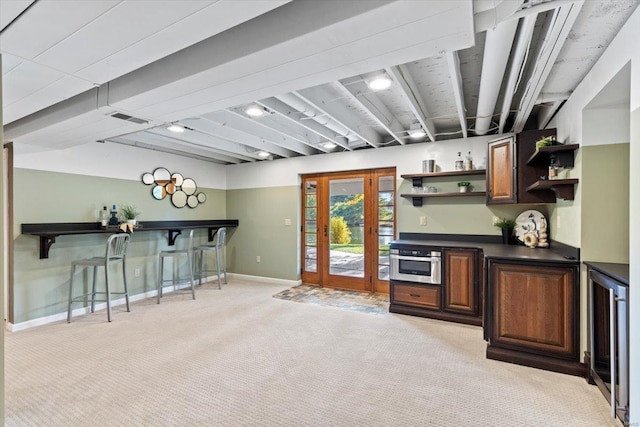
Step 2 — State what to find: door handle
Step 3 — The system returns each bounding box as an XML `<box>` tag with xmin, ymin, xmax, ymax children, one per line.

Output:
<box><xmin>324</xmin><ymin>224</ymin><xmax>328</xmax><ymax>237</ymax></box>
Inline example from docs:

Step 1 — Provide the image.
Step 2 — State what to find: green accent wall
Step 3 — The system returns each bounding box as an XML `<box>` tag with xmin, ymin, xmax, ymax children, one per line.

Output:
<box><xmin>226</xmin><ymin>187</ymin><xmax>299</xmax><ymax>281</ymax></box>
<box><xmin>13</xmin><ymin>169</ymin><xmax>226</xmax><ymax>324</ymax></box>
<box><xmin>580</xmin><ymin>143</ymin><xmax>630</xmax><ymax>263</ymax></box>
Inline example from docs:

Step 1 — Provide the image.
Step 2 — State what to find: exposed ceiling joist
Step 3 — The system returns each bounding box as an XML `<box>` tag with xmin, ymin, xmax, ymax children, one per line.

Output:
<box><xmin>445</xmin><ymin>51</ymin><xmax>468</xmax><ymax>139</ymax></box>
<box><xmin>386</xmin><ymin>65</ymin><xmax>436</xmax><ymax>142</ymax></box>
<box><xmin>292</xmin><ymin>87</ymin><xmax>382</xmax><ymax>148</ymax></box>
<box><xmin>257</xmin><ymin>98</ymin><xmax>352</xmax><ymax>151</ymax></box>
<box><xmin>336</xmin><ymin>79</ymin><xmax>406</xmax><ymax>146</ymax></box>
<box><xmin>513</xmin><ymin>1</ymin><xmax>584</xmax><ymax>133</ymax></box>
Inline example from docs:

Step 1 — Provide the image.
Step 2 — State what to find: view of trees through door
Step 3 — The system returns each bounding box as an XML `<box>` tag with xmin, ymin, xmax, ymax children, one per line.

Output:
<box><xmin>301</xmin><ymin>168</ymin><xmax>395</xmax><ymax>293</ymax></box>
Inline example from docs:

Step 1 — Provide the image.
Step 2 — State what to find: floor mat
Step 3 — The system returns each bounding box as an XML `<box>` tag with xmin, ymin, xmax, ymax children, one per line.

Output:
<box><xmin>273</xmin><ymin>284</ymin><xmax>389</xmax><ymax>315</ymax></box>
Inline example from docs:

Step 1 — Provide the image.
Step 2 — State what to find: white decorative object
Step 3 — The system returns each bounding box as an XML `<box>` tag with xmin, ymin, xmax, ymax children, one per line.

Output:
<box><xmin>514</xmin><ymin>210</ymin><xmax>547</xmax><ymax>248</ymax></box>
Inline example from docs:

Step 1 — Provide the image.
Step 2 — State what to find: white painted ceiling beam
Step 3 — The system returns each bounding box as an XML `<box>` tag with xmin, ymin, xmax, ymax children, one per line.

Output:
<box><xmin>258</xmin><ymin>98</ymin><xmax>352</xmax><ymax>151</ymax></box>
<box><xmin>106</xmin><ymin>136</ymin><xmax>235</xmax><ymax>165</ymax></box>
<box><xmin>386</xmin><ymin>65</ymin><xmax>436</xmax><ymax>142</ymax></box>
<box><xmin>145</xmin><ymin>128</ymin><xmax>259</xmax><ymax>162</ymax></box>
<box><xmin>336</xmin><ymin>79</ymin><xmax>406</xmax><ymax>146</ymax></box>
<box><xmin>291</xmin><ymin>87</ymin><xmax>382</xmax><ymax>148</ymax></box>
<box><xmin>210</xmin><ymin>109</ymin><xmax>319</xmax><ymax>156</ymax></box>
<box><xmin>498</xmin><ymin>14</ymin><xmax>537</xmax><ymax>134</ymax></box>
<box><xmin>513</xmin><ymin>2</ymin><xmax>584</xmax><ymax>133</ymax></box>
<box><xmin>181</xmin><ymin>117</ymin><xmax>296</xmax><ymax>159</ymax></box>
<box><xmin>445</xmin><ymin>52</ymin><xmax>468</xmax><ymax>139</ymax></box>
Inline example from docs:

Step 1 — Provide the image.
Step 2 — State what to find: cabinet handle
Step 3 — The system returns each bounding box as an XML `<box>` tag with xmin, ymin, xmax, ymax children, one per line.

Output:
<box><xmin>409</xmin><ymin>293</ymin><xmax>421</xmax><ymax>298</ymax></box>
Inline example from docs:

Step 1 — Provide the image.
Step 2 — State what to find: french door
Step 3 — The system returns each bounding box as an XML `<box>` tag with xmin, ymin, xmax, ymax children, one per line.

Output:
<box><xmin>301</xmin><ymin>168</ymin><xmax>395</xmax><ymax>293</ymax></box>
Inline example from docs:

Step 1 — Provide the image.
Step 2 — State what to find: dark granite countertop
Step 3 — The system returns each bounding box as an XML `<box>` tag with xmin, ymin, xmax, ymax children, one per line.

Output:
<box><xmin>391</xmin><ymin>237</ymin><xmax>579</xmax><ymax>264</ymax></box>
<box><xmin>583</xmin><ymin>261</ymin><xmax>629</xmax><ymax>286</ymax></box>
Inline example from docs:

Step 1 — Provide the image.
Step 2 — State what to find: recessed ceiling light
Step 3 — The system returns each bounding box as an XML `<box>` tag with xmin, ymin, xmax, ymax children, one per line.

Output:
<box><xmin>167</xmin><ymin>124</ymin><xmax>185</xmax><ymax>133</ymax></box>
<box><xmin>367</xmin><ymin>75</ymin><xmax>392</xmax><ymax>91</ymax></box>
<box><xmin>409</xmin><ymin>128</ymin><xmax>426</xmax><ymax>139</ymax></box>
<box><xmin>323</xmin><ymin>141</ymin><xmax>337</xmax><ymax>149</ymax></box>
<box><xmin>257</xmin><ymin>151</ymin><xmax>270</xmax><ymax>158</ymax></box>
<box><xmin>245</xmin><ymin>105</ymin><xmax>265</xmax><ymax>117</ymax></box>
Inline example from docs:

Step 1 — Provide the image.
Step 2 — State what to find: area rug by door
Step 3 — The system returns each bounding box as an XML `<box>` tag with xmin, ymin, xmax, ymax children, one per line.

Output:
<box><xmin>272</xmin><ymin>284</ymin><xmax>389</xmax><ymax>315</ymax></box>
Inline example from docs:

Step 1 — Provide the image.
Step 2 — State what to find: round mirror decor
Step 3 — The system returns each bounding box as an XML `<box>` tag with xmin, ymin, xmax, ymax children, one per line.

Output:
<box><xmin>187</xmin><ymin>195</ymin><xmax>199</xmax><ymax>208</ymax></box>
<box><xmin>171</xmin><ymin>173</ymin><xmax>184</xmax><ymax>187</ymax></box>
<box><xmin>141</xmin><ymin>172</ymin><xmax>154</xmax><ymax>185</ymax></box>
<box><xmin>142</xmin><ymin>168</ymin><xmax>205</xmax><ymax>208</ymax></box>
<box><xmin>172</xmin><ymin>191</ymin><xmax>188</xmax><ymax>208</ymax></box>
<box><xmin>153</xmin><ymin>167</ymin><xmax>171</xmax><ymax>186</ymax></box>
<box><xmin>182</xmin><ymin>178</ymin><xmax>197</xmax><ymax>195</ymax></box>
<box><xmin>152</xmin><ymin>185</ymin><xmax>166</xmax><ymax>200</ymax></box>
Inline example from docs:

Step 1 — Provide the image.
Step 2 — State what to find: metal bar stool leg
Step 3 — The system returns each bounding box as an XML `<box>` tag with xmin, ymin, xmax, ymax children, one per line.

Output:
<box><xmin>122</xmin><ymin>258</ymin><xmax>130</xmax><ymax>312</ymax></box>
<box><xmin>67</xmin><ymin>265</ymin><xmax>76</xmax><ymax>323</ymax></box>
<box><xmin>215</xmin><ymin>249</ymin><xmax>222</xmax><ymax>289</ymax></box>
<box><xmin>105</xmin><ymin>265</ymin><xmax>112</xmax><ymax>322</ymax></box>
<box><xmin>90</xmin><ymin>266</ymin><xmax>98</xmax><ymax>313</ymax></box>
<box><xmin>157</xmin><ymin>256</ymin><xmax>163</xmax><ymax>304</ymax></box>
<box><xmin>188</xmin><ymin>253</ymin><xmax>195</xmax><ymax>300</ymax></box>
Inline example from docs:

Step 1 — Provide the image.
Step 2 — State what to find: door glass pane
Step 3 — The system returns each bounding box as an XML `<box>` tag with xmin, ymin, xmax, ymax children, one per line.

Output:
<box><xmin>378</xmin><ymin>176</ymin><xmax>394</xmax><ymax>280</ymax></box>
<box><xmin>303</xmin><ymin>180</ymin><xmax>318</xmax><ymax>273</ymax></box>
<box><xmin>329</xmin><ymin>177</ymin><xmax>364</xmax><ymax>278</ymax></box>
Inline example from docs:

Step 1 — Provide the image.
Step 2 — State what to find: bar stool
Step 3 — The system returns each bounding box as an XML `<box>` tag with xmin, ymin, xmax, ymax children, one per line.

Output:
<box><xmin>157</xmin><ymin>229</ymin><xmax>195</xmax><ymax>303</ymax></box>
<box><xmin>67</xmin><ymin>233</ymin><xmax>130</xmax><ymax>323</ymax></box>
<box><xmin>194</xmin><ymin>227</ymin><xmax>227</xmax><ymax>289</ymax></box>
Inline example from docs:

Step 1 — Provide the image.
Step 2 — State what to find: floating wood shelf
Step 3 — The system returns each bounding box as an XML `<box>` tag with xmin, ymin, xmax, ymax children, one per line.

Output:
<box><xmin>525</xmin><ymin>179</ymin><xmax>579</xmax><ymax>201</ymax></box>
<box><xmin>21</xmin><ymin>219</ymin><xmax>239</xmax><ymax>259</ymax></box>
<box><xmin>401</xmin><ymin>169</ymin><xmax>486</xmax><ymax>187</ymax></box>
<box><xmin>526</xmin><ymin>144</ymin><xmax>579</xmax><ymax>167</ymax></box>
<box><xmin>400</xmin><ymin>191</ymin><xmax>487</xmax><ymax>207</ymax></box>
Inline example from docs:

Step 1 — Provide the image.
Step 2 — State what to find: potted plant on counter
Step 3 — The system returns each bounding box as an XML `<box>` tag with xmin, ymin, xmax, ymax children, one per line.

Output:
<box><xmin>457</xmin><ymin>181</ymin><xmax>471</xmax><ymax>193</ymax></box>
<box><xmin>120</xmin><ymin>205</ymin><xmax>141</xmax><ymax>226</ymax></box>
<box><xmin>495</xmin><ymin>218</ymin><xmax>516</xmax><ymax>245</ymax></box>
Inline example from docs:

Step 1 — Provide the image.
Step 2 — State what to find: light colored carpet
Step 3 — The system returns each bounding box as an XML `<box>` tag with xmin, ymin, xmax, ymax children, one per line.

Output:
<box><xmin>5</xmin><ymin>279</ymin><xmax>618</xmax><ymax>426</ymax></box>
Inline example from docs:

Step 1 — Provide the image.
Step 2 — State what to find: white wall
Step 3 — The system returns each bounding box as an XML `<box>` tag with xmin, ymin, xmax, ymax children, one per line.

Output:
<box><xmin>549</xmin><ymin>6</ymin><xmax>640</xmax><ymax>424</ymax></box>
<box><xmin>14</xmin><ymin>142</ymin><xmax>227</xmax><ymax>189</ymax></box>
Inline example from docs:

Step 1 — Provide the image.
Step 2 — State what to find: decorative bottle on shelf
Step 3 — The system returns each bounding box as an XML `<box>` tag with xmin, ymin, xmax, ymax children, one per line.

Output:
<box><xmin>100</xmin><ymin>206</ymin><xmax>109</xmax><ymax>228</ymax></box>
<box><xmin>464</xmin><ymin>151</ymin><xmax>473</xmax><ymax>170</ymax></box>
<box><xmin>109</xmin><ymin>204</ymin><xmax>119</xmax><ymax>226</ymax></box>
<box><xmin>455</xmin><ymin>152</ymin><xmax>464</xmax><ymax>171</ymax></box>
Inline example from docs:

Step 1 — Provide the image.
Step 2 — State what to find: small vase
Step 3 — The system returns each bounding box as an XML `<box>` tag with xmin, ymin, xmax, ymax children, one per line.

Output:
<box><xmin>501</xmin><ymin>227</ymin><xmax>513</xmax><ymax>245</ymax></box>
<box><xmin>459</xmin><ymin>186</ymin><xmax>468</xmax><ymax>193</ymax></box>
<box><xmin>126</xmin><ymin>219</ymin><xmax>137</xmax><ymax>227</ymax></box>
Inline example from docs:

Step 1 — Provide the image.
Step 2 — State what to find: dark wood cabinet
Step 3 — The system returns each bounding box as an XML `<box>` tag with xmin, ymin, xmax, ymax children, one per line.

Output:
<box><xmin>486</xmin><ymin>137</ymin><xmax>516</xmax><ymax>204</ymax></box>
<box><xmin>485</xmin><ymin>259</ymin><xmax>583</xmax><ymax>376</ymax></box>
<box><xmin>390</xmin><ymin>248</ymin><xmax>482</xmax><ymax>326</ymax></box>
<box><xmin>486</xmin><ymin>129</ymin><xmax>578</xmax><ymax>204</ymax></box>
<box><xmin>444</xmin><ymin>249</ymin><xmax>478</xmax><ymax>315</ymax></box>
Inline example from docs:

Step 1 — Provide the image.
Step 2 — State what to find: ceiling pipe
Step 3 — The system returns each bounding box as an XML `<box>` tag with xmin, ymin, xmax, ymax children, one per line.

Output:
<box><xmin>474</xmin><ymin>19</ymin><xmax>519</xmax><ymax>135</ymax></box>
<box><xmin>498</xmin><ymin>14</ymin><xmax>537</xmax><ymax>134</ymax></box>
<box><xmin>475</xmin><ymin>0</ymin><xmax>577</xmax><ymax>32</ymax></box>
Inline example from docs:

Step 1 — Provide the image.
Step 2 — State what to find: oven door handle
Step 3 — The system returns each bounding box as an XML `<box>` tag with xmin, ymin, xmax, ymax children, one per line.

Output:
<box><xmin>390</xmin><ymin>255</ymin><xmax>439</xmax><ymax>262</ymax></box>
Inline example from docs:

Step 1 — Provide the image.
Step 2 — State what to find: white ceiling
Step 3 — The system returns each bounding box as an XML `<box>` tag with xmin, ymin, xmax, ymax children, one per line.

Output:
<box><xmin>2</xmin><ymin>0</ymin><xmax>638</xmax><ymax>164</ymax></box>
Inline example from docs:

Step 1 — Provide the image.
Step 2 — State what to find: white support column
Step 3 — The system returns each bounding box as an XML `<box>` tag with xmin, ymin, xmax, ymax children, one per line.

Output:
<box><xmin>1</xmin><ymin>51</ymin><xmax>6</xmax><ymax>424</ymax></box>
<box><xmin>629</xmin><ymin>103</ymin><xmax>640</xmax><ymax>426</ymax></box>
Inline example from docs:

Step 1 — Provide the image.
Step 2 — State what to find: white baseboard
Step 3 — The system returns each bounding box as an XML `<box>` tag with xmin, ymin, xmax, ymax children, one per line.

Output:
<box><xmin>7</xmin><ymin>273</ymin><xmax>297</xmax><ymax>332</ymax></box>
<box><xmin>7</xmin><ymin>278</ymin><xmax>214</xmax><ymax>333</ymax></box>
<box><xmin>227</xmin><ymin>273</ymin><xmax>300</xmax><ymax>287</ymax></box>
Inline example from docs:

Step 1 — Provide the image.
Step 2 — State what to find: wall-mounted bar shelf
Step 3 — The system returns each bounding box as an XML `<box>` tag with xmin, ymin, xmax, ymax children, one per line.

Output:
<box><xmin>401</xmin><ymin>169</ymin><xmax>486</xmax><ymax>187</ymax></box>
<box><xmin>400</xmin><ymin>191</ymin><xmax>487</xmax><ymax>207</ymax></box>
<box><xmin>525</xmin><ymin>179</ymin><xmax>579</xmax><ymax>200</ymax></box>
<box><xmin>21</xmin><ymin>219</ymin><xmax>239</xmax><ymax>259</ymax></box>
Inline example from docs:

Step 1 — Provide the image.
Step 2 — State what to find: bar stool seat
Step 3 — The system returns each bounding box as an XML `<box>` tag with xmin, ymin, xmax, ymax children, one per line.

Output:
<box><xmin>158</xmin><ymin>229</ymin><xmax>195</xmax><ymax>303</ymax></box>
<box><xmin>194</xmin><ymin>227</ymin><xmax>227</xmax><ymax>289</ymax></box>
<box><xmin>67</xmin><ymin>233</ymin><xmax>130</xmax><ymax>323</ymax></box>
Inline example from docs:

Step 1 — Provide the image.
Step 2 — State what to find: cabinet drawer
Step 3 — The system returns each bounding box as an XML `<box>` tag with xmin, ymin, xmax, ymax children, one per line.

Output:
<box><xmin>393</xmin><ymin>284</ymin><xmax>440</xmax><ymax>309</ymax></box>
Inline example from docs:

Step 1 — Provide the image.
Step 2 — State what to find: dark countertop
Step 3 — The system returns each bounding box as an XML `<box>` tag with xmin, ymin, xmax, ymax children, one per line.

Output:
<box><xmin>583</xmin><ymin>261</ymin><xmax>629</xmax><ymax>286</ymax></box>
<box><xmin>391</xmin><ymin>238</ymin><xmax>579</xmax><ymax>264</ymax></box>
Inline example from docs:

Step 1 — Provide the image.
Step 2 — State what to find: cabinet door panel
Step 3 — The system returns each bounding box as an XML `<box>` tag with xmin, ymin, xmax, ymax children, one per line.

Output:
<box><xmin>487</xmin><ymin>137</ymin><xmax>516</xmax><ymax>204</ymax></box>
<box><xmin>491</xmin><ymin>263</ymin><xmax>576</xmax><ymax>356</ymax></box>
<box><xmin>445</xmin><ymin>250</ymin><xmax>477</xmax><ymax>314</ymax></box>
